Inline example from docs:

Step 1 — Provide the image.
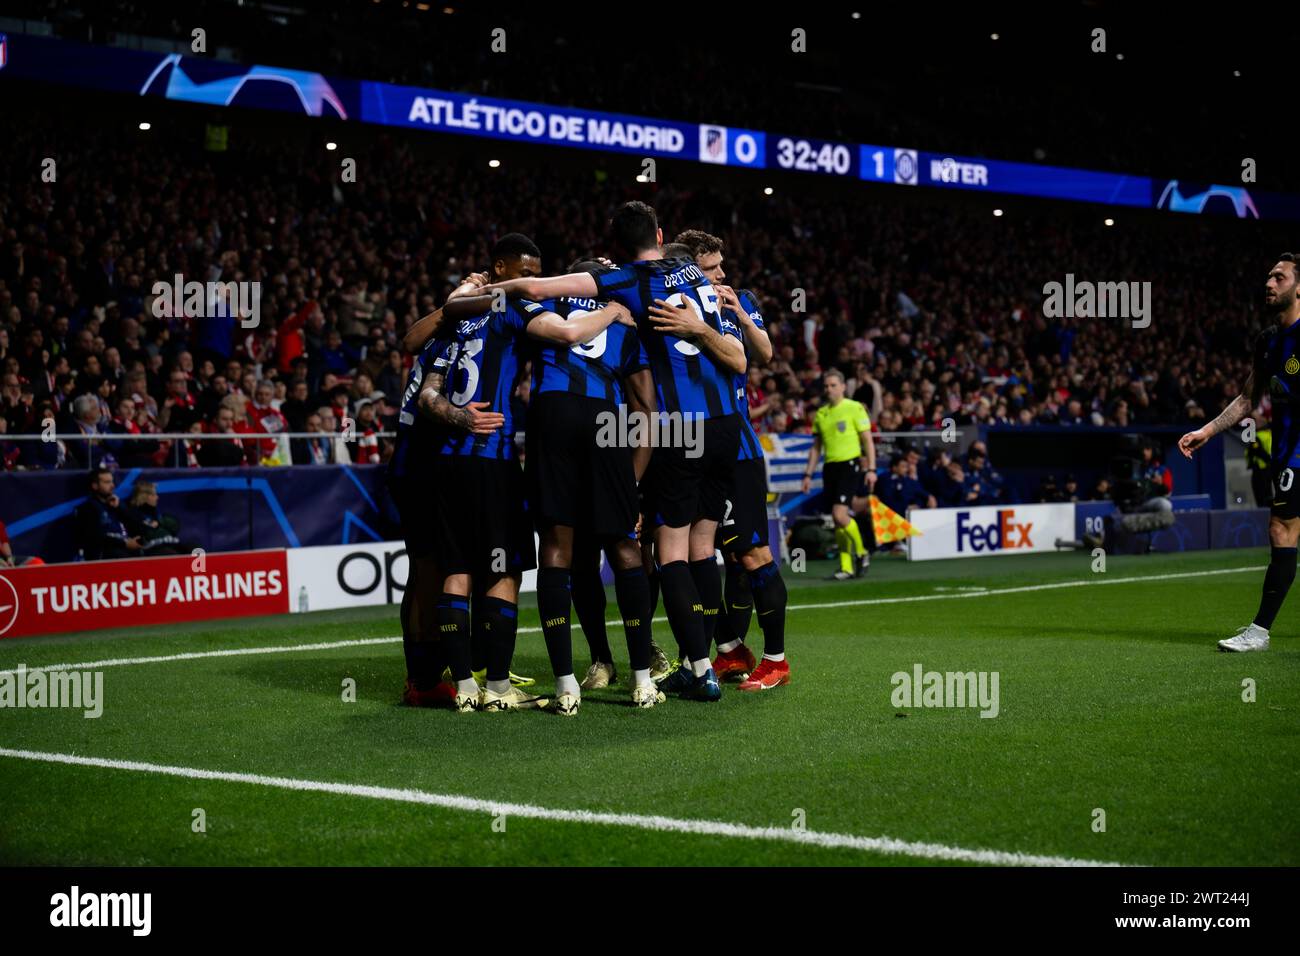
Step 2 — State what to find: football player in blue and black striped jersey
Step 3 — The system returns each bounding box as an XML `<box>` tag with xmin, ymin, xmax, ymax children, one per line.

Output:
<box><xmin>401</xmin><ymin>234</ymin><xmax>543</xmax><ymax>695</ymax></box>
<box><xmin>674</xmin><ymin>229</ymin><xmax>791</xmax><ymax>691</ymax></box>
<box><xmin>420</xmin><ymin>258</ymin><xmax>635</xmax><ymax>713</ymax></box>
<box><xmin>1181</xmin><ymin>253</ymin><xmax>1300</xmax><ymax>653</ymax></box>
<box><xmin>516</xmin><ymin>262</ymin><xmax>665</xmax><ymax>714</ymax></box>
<box><xmin>482</xmin><ymin>202</ymin><xmax>748</xmax><ymax>702</ymax></box>
<box><xmin>389</xmin><ymin>333</ymin><xmax>460</xmax><ymax>709</ymax></box>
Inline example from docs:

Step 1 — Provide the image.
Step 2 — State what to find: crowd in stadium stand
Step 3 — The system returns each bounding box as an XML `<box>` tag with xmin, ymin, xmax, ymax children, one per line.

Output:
<box><xmin>0</xmin><ymin>101</ymin><xmax>1284</xmax><ymax>475</ymax></box>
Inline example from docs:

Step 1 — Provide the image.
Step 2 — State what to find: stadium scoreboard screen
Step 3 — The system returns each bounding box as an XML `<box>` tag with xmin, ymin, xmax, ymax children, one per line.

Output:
<box><xmin>2</xmin><ymin>30</ymin><xmax>1294</xmax><ymax>219</ymax></box>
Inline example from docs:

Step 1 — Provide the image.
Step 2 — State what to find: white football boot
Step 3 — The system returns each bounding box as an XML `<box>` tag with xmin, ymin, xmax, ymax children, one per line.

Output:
<box><xmin>1218</xmin><ymin>624</ymin><xmax>1270</xmax><ymax>653</ymax></box>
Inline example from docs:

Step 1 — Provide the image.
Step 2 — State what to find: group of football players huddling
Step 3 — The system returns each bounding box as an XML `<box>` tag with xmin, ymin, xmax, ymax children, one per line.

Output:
<box><xmin>388</xmin><ymin>201</ymin><xmax>791</xmax><ymax>715</ymax></box>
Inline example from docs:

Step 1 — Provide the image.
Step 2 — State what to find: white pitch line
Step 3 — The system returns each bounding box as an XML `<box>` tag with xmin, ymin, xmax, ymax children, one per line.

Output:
<box><xmin>0</xmin><ymin>636</ymin><xmax>404</xmax><ymax>677</ymax></box>
<box><xmin>0</xmin><ymin>564</ymin><xmax>1263</xmax><ymax>677</ymax></box>
<box><xmin>0</xmin><ymin>747</ymin><xmax>1126</xmax><ymax>867</ymax></box>
<box><xmin>785</xmin><ymin>564</ymin><xmax>1262</xmax><ymax>612</ymax></box>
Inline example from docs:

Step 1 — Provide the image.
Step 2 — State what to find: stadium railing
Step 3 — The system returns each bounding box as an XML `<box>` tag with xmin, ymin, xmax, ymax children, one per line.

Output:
<box><xmin>1</xmin><ymin>432</ymin><xmax>396</xmax><ymax>469</ymax></box>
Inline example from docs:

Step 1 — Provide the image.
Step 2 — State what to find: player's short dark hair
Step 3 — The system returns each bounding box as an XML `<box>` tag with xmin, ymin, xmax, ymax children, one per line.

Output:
<box><xmin>567</xmin><ymin>259</ymin><xmax>603</xmax><ymax>274</ymax></box>
<box><xmin>660</xmin><ymin>242</ymin><xmax>693</xmax><ymax>260</ymax></box>
<box><xmin>90</xmin><ymin>467</ymin><xmax>112</xmax><ymax>487</ymax></box>
<box><xmin>491</xmin><ymin>232</ymin><xmax>541</xmax><ymax>262</ymax></box>
<box><xmin>674</xmin><ymin>229</ymin><xmax>723</xmax><ymax>258</ymax></box>
<box><xmin>609</xmin><ymin>201</ymin><xmax>658</xmax><ymax>258</ymax></box>
<box><xmin>1279</xmin><ymin>252</ymin><xmax>1300</xmax><ymax>275</ymax></box>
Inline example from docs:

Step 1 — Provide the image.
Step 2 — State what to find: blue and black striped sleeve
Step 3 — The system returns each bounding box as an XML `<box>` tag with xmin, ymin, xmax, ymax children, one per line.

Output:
<box><xmin>738</xmin><ymin>289</ymin><xmax>766</xmax><ymax>331</ymax></box>
<box><xmin>588</xmin><ymin>264</ymin><xmax>643</xmax><ymax>313</ymax></box>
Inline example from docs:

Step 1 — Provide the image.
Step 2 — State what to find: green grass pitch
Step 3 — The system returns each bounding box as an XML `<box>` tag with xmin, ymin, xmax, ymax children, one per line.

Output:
<box><xmin>1</xmin><ymin>547</ymin><xmax>1296</xmax><ymax>867</ymax></box>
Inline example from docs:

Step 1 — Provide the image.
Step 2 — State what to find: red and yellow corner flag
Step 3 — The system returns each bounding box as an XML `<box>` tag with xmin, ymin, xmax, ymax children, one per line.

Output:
<box><xmin>868</xmin><ymin>495</ymin><xmax>921</xmax><ymax>544</ymax></box>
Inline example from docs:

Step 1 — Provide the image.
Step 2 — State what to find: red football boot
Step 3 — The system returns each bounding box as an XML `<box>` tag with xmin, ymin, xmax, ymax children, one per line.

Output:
<box><xmin>736</xmin><ymin>658</ymin><xmax>790</xmax><ymax>692</ymax></box>
<box><xmin>402</xmin><ymin>679</ymin><xmax>456</xmax><ymax>708</ymax></box>
<box><xmin>712</xmin><ymin>643</ymin><xmax>757</xmax><ymax>682</ymax></box>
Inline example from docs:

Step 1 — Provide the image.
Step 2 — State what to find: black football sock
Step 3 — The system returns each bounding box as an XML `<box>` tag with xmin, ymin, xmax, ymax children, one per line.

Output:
<box><xmin>689</xmin><ymin>558</ymin><xmax>723</xmax><ymax>651</ymax></box>
<box><xmin>748</xmin><ymin>561</ymin><xmax>788</xmax><ymax>658</ymax></box>
<box><xmin>648</xmin><ymin>565</ymin><xmax>661</xmax><ymax>617</ymax></box>
<box><xmin>572</xmin><ymin>561</ymin><xmax>613</xmax><ymax>665</ymax></box>
<box><xmin>648</xmin><ymin>563</ymin><xmax>683</xmax><ymax>659</ymax></box>
<box><xmin>402</xmin><ymin>583</ymin><xmax>445</xmax><ymax>689</ymax></box>
<box><xmin>537</xmin><ymin>567</ymin><xmax>574</xmax><ymax>677</ymax></box>
<box><xmin>722</xmin><ymin>562</ymin><xmax>754</xmax><ymax>646</ymax></box>
<box><xmin>659</xmin><ymin>560</ymin><xmax>707</xmax><ymax>667</ymax></box>
<box><xmin>400</xmin><ymin>584</ymin><xmax>419</xmax><ymax>682</ymax></box>
<box><xmin>470</xmin><ymin>590</ymin><xmax>489</xmax><ymax>673</ymax></box>
<box><xmin>613</xmin><ymin>567</ymin><xmax>653</xmax><ymax>672</ymax></box>
<box><xmin>482</xmin><ymin>596</ymin><xmax>519</xmax><ymax>683</ymax></box>
<box><xmin>407</xmin><ymin>642</ymin><xmax>445</xmax><ymax>691</ymax></box>
<box><xmin>1254</xmin><ymin>546</ymin><xmax>1297</xmax><ymax>630</ymax></box>
<box><xmin>436</xmin><ymin>594</ymin><xmax>472</xmax><ymax>681</ymax></box>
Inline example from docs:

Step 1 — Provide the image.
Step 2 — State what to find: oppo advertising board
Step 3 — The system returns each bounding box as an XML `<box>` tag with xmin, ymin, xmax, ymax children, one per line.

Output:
<box><xmin>906</xmin><ymin>504</ymin><xmax>1075</xmax><ymax>562</ymax></box>
<box><xmin>285</xmin><ymin>540</ymin><xmax>540</xmax><ymax>613</ymax></box>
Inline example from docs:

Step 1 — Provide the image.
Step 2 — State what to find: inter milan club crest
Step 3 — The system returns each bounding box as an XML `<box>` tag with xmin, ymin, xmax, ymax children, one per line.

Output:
<box><xmin>1286</xmin><ymin>356</ymin><xmax>1299</xmax><ymax>376</ymax></box>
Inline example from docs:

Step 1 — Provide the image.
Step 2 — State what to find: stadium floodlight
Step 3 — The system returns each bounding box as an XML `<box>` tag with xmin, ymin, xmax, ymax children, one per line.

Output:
<box><xmin>1105</xmin><ymin>218</ymin><xmax>1115</xmax><ymax>226</ymax></box>
<box><xmin>326</xmin><ymin>142</ymin><xmax>337</xmax><ymax>151</ymax></box>
<box><xmin>764</xmin><ymin>186</ymin><xmax>774</xmax><ymax>195</ymax></box>
<box><xmin>635</xmin><ymin>173</ymin><xmax>649</xmax><ymax>183</ymax></box>
<box><xmin>138</xmin><ymin>122</ymin><xmax>151</xmax><ymax>130</ymax></box>
<box><xmin>993</xmin><ymin>208</ymin><xmax>1003</xmax><ymax>217</ymax></box>
<box><xmin>489</xmin><ymin>159</ymin><xmax>501</xmax><ymax>168</ymax></box>
<box><xmin>990</xmin><ymin>33</ymin><xmax>999</xmax><ymax>40</ymax></box>
<box><xmin>852</xmin><ymin>12</ymin><xmax>861</xmax><ymax>18</ymax></box>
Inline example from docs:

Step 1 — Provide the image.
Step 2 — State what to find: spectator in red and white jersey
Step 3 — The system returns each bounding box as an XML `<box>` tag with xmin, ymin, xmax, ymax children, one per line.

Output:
<box><xmin>245</xmin><ymin>379</ymin><xmax>290</xmax><ymax>464</ymax></box>
<box><xmin>350</xmin><ymin>398</ymin><xmax>381</xmax><ymax>464</ymax></box>
<box><xmin>181</xmin><ymin>420</ymin><xmax>204</xmax><ymax>468</ymax></box>
<box><xmin>215</xmin><ymin>393</ymin><xmax>258</xmax><ymax>465</ymax></box>
<box><xmin>237</xmin><ymin>322</ymin><xmax>277</xmax><ymax>374</ymax></box>
<box><xmin>106</xmin><ymin>396</ymin><xmax>158</xmax><ymax>468</ymax></box>
<box><xmin>328</xmin><ymin>384</ymin><xmax>352</xmax><ymax>430</ymax></box>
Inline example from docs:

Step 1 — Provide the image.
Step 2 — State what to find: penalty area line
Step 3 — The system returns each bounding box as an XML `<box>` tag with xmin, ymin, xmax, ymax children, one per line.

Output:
<box><xmin>0</xmin><ymin>746</ymin><xmax>1128</xmax><ymax>867</ymax></box>
<box><xmin>0</xmin><ymin>563</ymin><xmax>1263</xmax><ymax>677</ymax></box>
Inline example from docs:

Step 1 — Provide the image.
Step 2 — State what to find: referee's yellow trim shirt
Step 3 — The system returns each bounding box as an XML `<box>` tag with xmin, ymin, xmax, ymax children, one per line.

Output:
<box><xmin>813</xmin><ymin>398</ymin><xmax>870</xmax><ymax>462</ymax></box>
